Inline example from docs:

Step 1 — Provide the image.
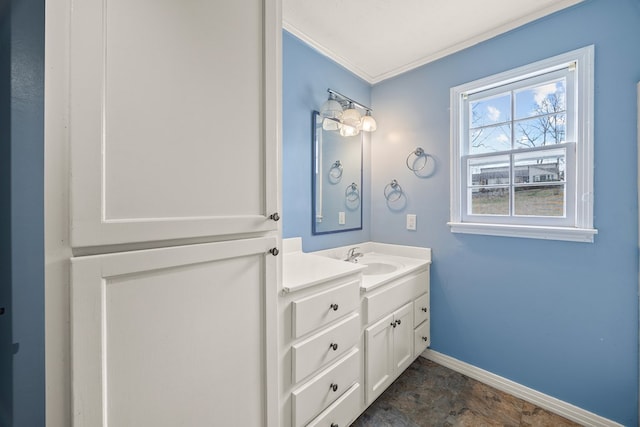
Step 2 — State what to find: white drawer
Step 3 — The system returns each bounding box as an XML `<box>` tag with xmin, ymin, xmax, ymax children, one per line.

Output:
<box><xmin>365</xmin><ymin>270</ymin><xmax>428</xmax><ymax>324</ymax></box>
<box><xmin>413</xmin><ymin>292</ymin><xmax>429</xmax><ymax>326</ymax></box>
<box><xmin>414</xmin><ymin>319</ymin><xmax>430</xmax><ymax>358</ymax></box>
<box><xmin>292</xmin><ymin>313</ymin><xmax>359</xmax><ymax>383</ymax></box>
<box><xmin>292</xmin><ymin>349</ymin><xmax>359</xmax><ymax>427</ymax></box>
<box><xmin>306</xmin><ymin>383</ymin><xmax>361</xmax><ymax>427</ymax></box>
<box><xmin>292</xmin><ymin>280</ymin><xmax>360</xmax><ymax>339</ymax></box>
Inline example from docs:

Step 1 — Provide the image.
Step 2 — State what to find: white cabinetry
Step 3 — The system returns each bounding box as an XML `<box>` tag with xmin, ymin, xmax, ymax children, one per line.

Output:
<box><xmin>69</xmin><ymin>0</ymin><xmax>280</xmax><ymax>247</ymax></box>
<box><xmin>363</xmin><ymin>268</ymin><xmax>430</xmax><ymax>405</ymax></box>
<box><xmin>365</xmin><ymin>302</ymin><xmax>413</xmax><ymax>404</ymax></box>
<box><xmin>71</xmin><ymin>237</ymin><xmax>277</xmax><ymax>426</ymax></box>
<box><xmin>279</xmin><ymin>272</ymin><xmax>363</xmax><ymax>427</ymax></box>
<box><xmin>64</xmin><ymin>1</ymin><xmax>282</xmax><ymax>426</ymax></box>
<box><xmin>413</xmin><ymin>292</ymin><xmax>431</xmax><ymax>357</ymax></box>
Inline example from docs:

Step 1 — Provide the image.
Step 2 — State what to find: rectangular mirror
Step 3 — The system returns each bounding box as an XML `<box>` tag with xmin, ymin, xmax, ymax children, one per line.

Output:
<box><xmin>312</xmin><ymin>111</ymin><xmax>363</xmax><ymax>234</ymax></box>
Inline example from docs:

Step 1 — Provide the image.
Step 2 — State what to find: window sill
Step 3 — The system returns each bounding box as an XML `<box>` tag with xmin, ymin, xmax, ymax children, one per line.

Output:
<box><xmin>447</xmin><ymin>222</ymin><xmax>597</xmax><ymax>243</ymax></box>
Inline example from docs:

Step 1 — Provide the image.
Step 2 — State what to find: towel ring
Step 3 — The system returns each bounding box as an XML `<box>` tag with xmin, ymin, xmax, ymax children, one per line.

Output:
<box><xmin>345</xmin><ymin>182</ymin><xmax>360</xmax><ymax>202</ymax></box>
<box><xmin>406</xmin><ymin>147</ymin><xmax>428</xmax><ymax>172</ymax></box>
<box><xmin>329</xmin><ymin>160</ymin><xmax>343</xmax><ymax>180</ymax></box>
<box><xmin>384</xmin><ymin>179</ymin><xmax>403</xmax><ymax>202</ymax></box>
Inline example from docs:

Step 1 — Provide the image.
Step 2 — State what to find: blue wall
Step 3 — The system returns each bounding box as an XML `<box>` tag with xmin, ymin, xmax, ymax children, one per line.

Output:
<box><xmin>282</xmin><ymin>31</ymin><xmax>372</xmax><ymax>251</ymax></box>
<box><xmin>283</xmin><ymin>0</ymin><xmax>639</xmax><ymax>424</ymax></box>
<box><xmin>369</xmin><ymin>1</ymin><xmax>639</xmax><ymax>425</ymax></box>
<box><xmin>0</xmin><ymin>0</ymin><xmax>46</xmax><ymax>425</ymax></box>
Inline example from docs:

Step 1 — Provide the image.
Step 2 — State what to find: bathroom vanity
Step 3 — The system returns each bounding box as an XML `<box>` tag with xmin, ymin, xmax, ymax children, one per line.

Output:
<box><xmin>279</xmin><ymin>239</ymin><xmax>431</xmax><ymax>427</ymax></box>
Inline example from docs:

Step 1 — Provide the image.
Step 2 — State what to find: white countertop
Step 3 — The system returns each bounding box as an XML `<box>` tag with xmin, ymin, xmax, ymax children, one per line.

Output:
<box><xmin>282</xmin><ymin>252</ymin><xmax>365</xmax><ymax>293</ymax></box>
<box><xmin>357</xmin><ymin>252</ymin><xmax>430</xmax><ymax>292</ymax></box>
<box><xmin>282</xmin><ymin>238</ymin><xmax>431</xmax><ymax>293</ymax></box>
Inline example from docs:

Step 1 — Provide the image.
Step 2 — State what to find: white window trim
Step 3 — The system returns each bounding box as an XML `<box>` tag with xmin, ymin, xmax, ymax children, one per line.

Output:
<box><xmin>449</xmin><ymin>45</ymin><xmax>597</xmax><ymax>243</ymax></box>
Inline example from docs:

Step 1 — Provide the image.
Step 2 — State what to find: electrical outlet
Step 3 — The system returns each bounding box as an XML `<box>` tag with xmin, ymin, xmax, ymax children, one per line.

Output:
<box><xmin>339</xmin><ymin>211</ymin><xmax>346</xmax><ymax>225</ymax></box>
<box><xmin>406</xmin><ymin>214</ymin><xmax>417</xmax><ymax>230</ymax></box>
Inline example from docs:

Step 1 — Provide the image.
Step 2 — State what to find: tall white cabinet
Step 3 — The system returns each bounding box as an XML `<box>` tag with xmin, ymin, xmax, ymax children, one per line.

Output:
<box><xmin>45</xmin><ymin>1</ymin><xmax>281</xmax><ymax>426</ymax></box>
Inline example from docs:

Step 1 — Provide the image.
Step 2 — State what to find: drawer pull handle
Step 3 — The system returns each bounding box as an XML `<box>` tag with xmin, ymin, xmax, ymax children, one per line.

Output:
<box><xmin>421</xmin><ymin>307</ymin><xmax>428</xmax><ymax>312</ymax></box>
<box><xmin>331</xmin><ymin>424</ymin><xmax>339</xmax><ymax>427</ymax></box>
<box><xmin>330</xmin><ymin>383</ymin><xmax>338</xmax><ymax>392</ymax></box>
<box><xmin>422</xmin><ymin>336</ymin><xmax>428</xmax><ymax>341</ymax></box>
<box><xmin>329</xmin><ymin>303</ymin><xmax>339</xmax><ymax>311</ymax></box>
<box><xmin>329</xmin><ymin>343</ymin><xmax>338</xmax><ymax>351</ymax></box>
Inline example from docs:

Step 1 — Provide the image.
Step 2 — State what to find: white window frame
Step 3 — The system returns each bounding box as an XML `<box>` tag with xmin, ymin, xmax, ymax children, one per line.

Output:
<box><xmin>449</xmin><ymin>45</ymin><xmax>597</xmax><ymax>243</ymax></box>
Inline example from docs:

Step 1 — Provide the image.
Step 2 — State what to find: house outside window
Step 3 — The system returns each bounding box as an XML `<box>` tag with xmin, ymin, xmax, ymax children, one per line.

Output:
<box><xmin>449</xmin><ymin>46</ymin><xmax>597</xmax><ymax>242</ymax></box>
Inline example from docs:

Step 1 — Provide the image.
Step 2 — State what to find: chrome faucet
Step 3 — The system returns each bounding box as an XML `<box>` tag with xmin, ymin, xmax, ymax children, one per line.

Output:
<box><xmin>345</xmin><ymin>246</ymin><xmax>363</xmax><ymax>263</ymax></box>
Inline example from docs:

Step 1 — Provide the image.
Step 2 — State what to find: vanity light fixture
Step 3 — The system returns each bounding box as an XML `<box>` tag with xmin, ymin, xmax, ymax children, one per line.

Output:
<box><xmin>320</xmin><ymin>89</ymin><xmax>377</xmax><ymax>136</ymax></box>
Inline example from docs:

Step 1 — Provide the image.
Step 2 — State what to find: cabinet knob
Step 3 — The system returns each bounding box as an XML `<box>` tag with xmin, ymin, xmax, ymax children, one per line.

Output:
<box><xmin>329</xmin><ymin>383</ymin><xmax>338</xmax><ymax>392</ymax></box>
<box><xmin>396</xmin><ymin>319</ymin><xmax>401</xmax><ymax>326</ymax></box>
<box><xmin>329</xmin><ymin>343</ymin><xmax>338</xmax><ymax>351</ymax></box>
<box><xmin>421</xmin><ymin>307</ymin><xmax>427</xmax><ymax>312</ymax></box>
<box><xmin>0</xmin><ymin>307</ymin><xmax>5</xmax><ymax>316</ymax></box>
<box><xmin>329</xmin><ymin>303</ymin><xmax>339</xmax><ymax>311</ymax></box>
<box><xmin>422</xmin><ymin>336</ymin><xmax>428</xmax><ymax>341</ymax></box>
<box><xmin>391</xmin><ymin>322</ymin><xmax>396</xmax><ymax>328</ymax></box>
<box><xmin>269</xmin><ymin>212</ymin><xmax>280</xmax><ymax>222</ymax></box>
<box><xmin>331</xmin><ymin>424</ymin><xmax>339</xmax><ymax>427</ymax></box>
<box><xmin>268</xmin><ymin>247</ymin><xmax>279</xmax><ymax>256</ymax></box>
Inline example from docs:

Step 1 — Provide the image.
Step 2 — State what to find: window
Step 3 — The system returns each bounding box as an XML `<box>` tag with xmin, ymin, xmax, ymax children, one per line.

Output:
<box><xmin>449</xmin><ymin>46</ymin><xmax>597</xmax><ymax>242</ymax></box>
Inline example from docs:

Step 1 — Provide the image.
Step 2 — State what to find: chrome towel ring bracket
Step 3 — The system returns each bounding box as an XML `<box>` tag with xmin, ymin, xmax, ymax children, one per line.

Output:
<box><xmin>406</xmin><ymin>147</ymin><xmax>428</xmax><ymax>172</ymax></box>
<box><xmin>328</xmin><ymin>160</ymin><xmax>343</xmax><ymax>183</ymax></box>
<box><xmin>345</xmin><ymin>182</ymin><xmax>360</xmax><ymax>202</ymax></box>
<box><xmin>384</xmin><ymin>179</ymin><xmax>404</xmax><ymax>202</ymax></box>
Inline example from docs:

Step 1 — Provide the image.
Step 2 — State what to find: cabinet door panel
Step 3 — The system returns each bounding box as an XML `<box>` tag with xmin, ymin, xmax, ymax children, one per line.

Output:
<box><xmin>365</xmin><ymin>314</ymin><xmax>394</xmax><ymax>405</ymax></box>
<box><xmin>70</xmin><ymin>0</ymin><xmax>280</xmax><ymax>247</ymax></box>
<box><xmin>394</xmin><ymin>302</ymin><xmax>414</xmax><ymax>373</ymax></box>
<box><xmin>71</xmin><ymin>237</ymin><xmax>278</xmax><ymax>426</ymax></box>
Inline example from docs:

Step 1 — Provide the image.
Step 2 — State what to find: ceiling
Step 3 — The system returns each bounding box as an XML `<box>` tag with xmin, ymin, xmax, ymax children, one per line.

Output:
<box><xmin>283</xmin><ymin>0</ymin><xmax>583</xmax><ymax>84</ymax></box>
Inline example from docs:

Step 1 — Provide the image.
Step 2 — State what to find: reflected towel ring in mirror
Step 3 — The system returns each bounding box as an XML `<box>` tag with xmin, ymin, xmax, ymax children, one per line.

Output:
<box><xmin>406</xmin><ymin>147</ymin><xmax>428</xmax><ymax>172</ymax></box>
<box><xmin>384</xmin><ymin>179</ymin><xmax>403</xmax><ymax>202</ymax></box>
<box><xmin>329</xmin><ymin>160</ymin><xmax>343</xmax><ymax>180</ymax></box>
<box><xmin>345</xmin><ymin>182</ymin><xmax>360</xmax><ymax>202</ymax></box>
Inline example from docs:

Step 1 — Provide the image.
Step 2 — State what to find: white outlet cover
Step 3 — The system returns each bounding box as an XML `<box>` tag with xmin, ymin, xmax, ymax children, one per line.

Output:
<box><xmin>406</xmin><ymin>214</ymin><xmax>417</xmax><ymax>230</ymax></box>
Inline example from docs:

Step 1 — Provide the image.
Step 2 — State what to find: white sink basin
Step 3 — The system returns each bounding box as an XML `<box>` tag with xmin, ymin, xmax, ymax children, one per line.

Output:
<box><xmin>359</xmin><ymin>260</ymin><xmax>403</xmax><ymax>275</ymax></box>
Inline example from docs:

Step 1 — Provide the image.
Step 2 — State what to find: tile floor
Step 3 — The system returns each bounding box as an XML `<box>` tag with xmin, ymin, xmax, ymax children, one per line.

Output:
<box><xmin>351</xmin><ymin>357</ymin><xmax>582</xmax><ymax>427</ymax></box>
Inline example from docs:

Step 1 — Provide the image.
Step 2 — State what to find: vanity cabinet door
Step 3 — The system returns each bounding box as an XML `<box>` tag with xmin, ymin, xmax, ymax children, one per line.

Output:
<box><xmin>393</xmin><ymin>302</ymin><xmax>414</xmax><ymax>374</ymax></box>
<box><xmin>365</xmin><ymin>302</ymin><xmax>415</xmax><ymax>405</ymax></box>
<box><xmin>365</xmin><ymin>313</ymin><xmax>395</xmax><ymax>404</ymax></box>
<box><xmin>71</xmin><ymin>237</ymin><xmax>278</xmax><ymax>427</ymax></box>
<box><xmin>69</xmin><ymin>0</ymin><xmax>280</xmax><ymax>247</ymax></box>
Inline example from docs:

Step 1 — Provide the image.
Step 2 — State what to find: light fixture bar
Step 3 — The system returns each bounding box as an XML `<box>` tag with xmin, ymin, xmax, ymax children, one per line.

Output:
<box><xmin>327</xmin><ymin>88</ymin><xmax>373</xmax><ymax>112</ymax></box>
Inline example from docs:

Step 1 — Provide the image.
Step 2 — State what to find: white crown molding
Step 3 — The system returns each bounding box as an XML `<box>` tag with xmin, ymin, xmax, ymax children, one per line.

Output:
<box><xmin>284</xmin><ymin>0</ymin><xmax>584</xmax><ymax>85</ymax></box>
<box><xmin>422</xmin><ymin>349</ymin><xmax>623</xmax><ymax>427</ymax></box>
<box><xmin>282</xmin><ymin>21</ymin><xmax>375</xmax><ymax>84</ymax></box>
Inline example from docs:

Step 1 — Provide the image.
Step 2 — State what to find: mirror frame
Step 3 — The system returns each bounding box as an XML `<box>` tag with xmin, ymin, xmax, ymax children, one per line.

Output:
<box><xmin>311</xmin><ymin>111</ymin><xmax>363</xmax><ymax>235</ymax></box>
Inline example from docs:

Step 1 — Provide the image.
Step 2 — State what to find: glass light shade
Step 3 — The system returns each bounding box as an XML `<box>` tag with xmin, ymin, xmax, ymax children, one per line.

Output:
<box><xmin>339</xmin><ymin>123</ymin><xmax>360</xmax><ymax>137</ymax></box>
<box><xmin>322</xmin><ymin>117</ymin><xmax>341</xmax><ymax>131</ymax></box>
<box><xmin>320</xmin><ymin>97</ymin><xmax>343</xmax><ymax>121</ymax></box>
<box><xmin>361</xmin><ymin>112</ymin><xmax>377</xmax><ymax>132</ymax></box>
<box><xmin>342</xmin><ymin>104</ymin><xmax>362</xmax><ymax>129</ymax></box>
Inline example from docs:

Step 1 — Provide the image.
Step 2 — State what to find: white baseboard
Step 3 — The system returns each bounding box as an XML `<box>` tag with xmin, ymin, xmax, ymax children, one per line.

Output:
<box><xmin>422</xmin><ymin>349</ymin><xmax>623</xmax><ymax>427</ymax></box>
